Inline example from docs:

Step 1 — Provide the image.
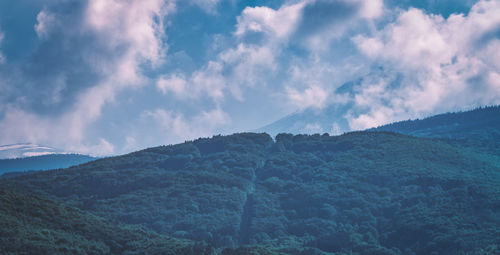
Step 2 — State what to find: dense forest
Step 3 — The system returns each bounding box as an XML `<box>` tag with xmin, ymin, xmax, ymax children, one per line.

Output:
<box><xmin>1</xmin><ymin>107</ymin><xmax>500</xmax><ymax>254</ymax></box>
<box><xmin>0</xmin><ymin>190</ymin><xmax>213</xmax><ymax>254</ymax></box>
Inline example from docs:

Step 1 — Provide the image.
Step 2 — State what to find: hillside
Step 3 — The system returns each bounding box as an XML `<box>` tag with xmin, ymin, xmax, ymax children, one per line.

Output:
<box><xmin>370</xmin><ymin>106</ymin><xmax>500</xmax><ymax>154</ymax></box>
<box><xmin>0</xmin><ymin>190</ymin><xmax>214</xmax><ymax>255</ymax></box>
<box><xmin>370</xmin><ymin>106</ymin><xmax>500</xmax><ymax>138</ymax></box>
<box><xmin>0</xmin><ymin>154</ymin><xmax>97</xmax><ymax>176</ymax></box>
<box><xmin>3</xmin><ymin>132</ymin><xmax>500</xmax><ymax>254</ymax></box>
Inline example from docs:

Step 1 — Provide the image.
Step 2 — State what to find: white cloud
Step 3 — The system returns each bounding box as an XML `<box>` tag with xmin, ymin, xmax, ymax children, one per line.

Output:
<box><xmin>354</xmin><ymin>8</ymin><xmax>453</xmax><ymax>68</ymax></box>
<box><xmin>218</xmin><ymin>44</ymin><xmax>277</xmax><ymax>99</ymax></box>
<box><xmin>5</xmin><ymin>0</ymin><xmax>499</xmax><ymax>153</ymax></box>
<box><xmin>0</xmin><ymin>106</ymin><xmax>117</xmax><ymax>156</ymax></box>
<box><xmin>235</xmin><ymin>2</ymin><xmax>305</xmax><ymax>41</ymax></box>
<box><xmin>160</xmin><ymin>43</ymin><xmax>277</xmax><ymax>102</ymax></box>
<box><xmin>73</xmin><ymin>0</ymin><xmax>174</xmax><ymax>141</ymax></box>
<box><xmin>352</xmin><ymin>36</ymin><xmax>383</xmax><ymax>58</ymax></box>
<box><xmin>34</xmin><ymin>9</ymin><xmax>57</xmax><ymax>39</ymax></box>
<box><xmin>157</xmin><ymin>73</ymin><xmax>187</xmax><ymax>96</ymax></box>
<box><xmin>349</xmin><ymin>0</ymin><xmax>500</xmax><ymax>130</ymax></box>
<box><xmin>358</xmin><ymin>0</ymin><xmax>384</xmax><ymax>19</ymax></box>
<box><xmin>286</xmin><ymin>85</ymin><xmax>330</xmax><ymax>111</ymax></box>
<box><xmin>161</xmin><ymin>2</ymin><xmax>304</xmax><ymax>103</ymax></box>
<box><xmin>145</xmin><ymin>107</ymin><xmax>230</xmax><ymax>143</ymax></box>
<box><xmin>348</xmin><ymin>106</ymin><xmax>396</xmax><ymax>130</ymax></box>
<box><xmin>23</xmin><ymin>151</ymin><xmax>56</xmax><ymax>157</ymax></box>
<box><xmin>159</xmin><ymin>0</ymin><xmax>385</xmax><ymax>113</ymax></box>
<box><xmin>158</xmin><ymin>61</ymin><xmax>227</xmax><ymax>102</ymax></box>
<box><xmin>0</xmin><ymin>0</ymin><xmax>175</xmax><ymax>155</ymax></box>
<box><xmin>89</xmin><ymin>138</ymin><xmax>115</xmax><ymax>155</ymax></box>
<box><xmin>85</xmin><ymin>0</ymin><xmax>174</xmax><ymax>79</ymax></box>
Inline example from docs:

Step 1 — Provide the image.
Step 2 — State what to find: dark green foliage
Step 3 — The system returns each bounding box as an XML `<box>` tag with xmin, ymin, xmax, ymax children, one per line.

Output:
<box><xmin>250</xmin><ymin>132</ymin><xmax>500</xmax><ymax>254</ymax></box>
<box><xmin>221</xmin><ymin>246</ymin><xmax>279</xmax><ymax>255</ymax></box>
<box><xmin>2</xmin><ymin>129</ymin><xmax>500</xmax><ymax>254</ymax></box>
<box><xmin>0</xmin><ymin>153</ymin><xmax>96</xmax><ymax>176</ymax></box>
<box><xmin>0</xmin><ymin>190</ymin><xmax>214</xmax><ymax>255</ymax></box>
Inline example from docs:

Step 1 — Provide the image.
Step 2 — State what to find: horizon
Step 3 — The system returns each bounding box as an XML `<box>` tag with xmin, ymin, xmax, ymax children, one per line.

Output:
<box><xmin>1</xmin><ymin>104</ymin><xmax>498</xmax><ymax>159</ymax></box>
<box><xmin>1</xmin><ymin>0</ymin><xmax>499</xmax><ymax>156</ymax></box>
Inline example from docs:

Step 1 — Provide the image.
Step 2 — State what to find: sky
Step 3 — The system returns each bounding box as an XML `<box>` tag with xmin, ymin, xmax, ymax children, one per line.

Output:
<box><xmin>0</xmin><ymin>0</ymin><xmax>499</xmax><ymax>156</ymax></box>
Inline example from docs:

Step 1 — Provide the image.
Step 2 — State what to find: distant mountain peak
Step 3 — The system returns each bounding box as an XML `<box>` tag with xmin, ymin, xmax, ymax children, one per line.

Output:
<box><xmin>256</xmin><ymin>104</ymin><xmax>500</xmax><ymax>139</ymax></box>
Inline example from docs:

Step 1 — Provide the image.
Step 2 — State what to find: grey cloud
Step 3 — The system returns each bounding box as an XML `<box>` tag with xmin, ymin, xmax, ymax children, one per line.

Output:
<box><xmin>0</xmin><ymin>0</ymin><xmax>172</xmax><ymax>155</ymax></box>
<box><xmin>386</xmin><ymin>0</ymin><xmax>476</xmax><ymax>17</ymax></box>
<box><xmin>295</xmin><ymin>0</ymin><xmax>359</xmax><ymax>38</ymax></box>
<box><xmin>4</xmin><ymin>1</ymin><xmax>104</xmax><ymax>115</ymax></box>
<box><xmin>477</xmin><ymin>25</ymin><xmax>500</xmax><ymax>47</ymax></box>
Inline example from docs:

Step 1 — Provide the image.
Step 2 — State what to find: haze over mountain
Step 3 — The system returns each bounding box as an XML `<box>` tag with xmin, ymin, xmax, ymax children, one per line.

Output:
<box><xmin>2</xmin><ymin>107</ymin><xmax>500</xmax><ymax>254</ymax></box>
<box><xmin>257</xmin><ymin>104</ymin><xmax>500</xmax><ymax>140</ymax></box>
<box><xmin>254</xmin><ymin>103</ymin><xmax>351</xmax><ymax>137</ymax></box>
<box><xmin>0</xmin><ymin>143</ymin><xmax>96</xmax><ymax>176</ymax></box>
<box><xmin>0</xmin><ymin>154</ymin><xmax>97</xmax><ymax>177</ymax></box>
<box><xmin>370</xmin><ymin>106</ymin><xmax>500</xmax><ymax>140</ymax></box>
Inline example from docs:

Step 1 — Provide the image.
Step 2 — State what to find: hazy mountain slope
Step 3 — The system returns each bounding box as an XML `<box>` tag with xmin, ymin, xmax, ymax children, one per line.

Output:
<box><xmin>254</xmin><ymin>80</ymin><xmax>359</xmax><ymax>137</ymax></box>
<box><xmin>253</xmin><ymin>104</ymin><xmax>352</xmax><ymax>137</ymax></box>
<box><xmin>0</xmin><ymin>190</ymin><xmax>214</xmax><ymax>255</ymax></box>
<box><xmin>370</xmin><ymin>106</ymin><xmax>500</xmax><ymax>155</ymax></box>
<box><xmin>370</xmin><ymin>106</ymin><xmax>500</xmax><ymax>139</ymax></box>
<box><xmin>0</xmin><ymin>154</ymin><xmax>97</xmax><ymax>176</ymax></box>
<box><xmin>3</xmin><ymin>132</ymin><xmax>500</xmax><ymax>254</ymax></box>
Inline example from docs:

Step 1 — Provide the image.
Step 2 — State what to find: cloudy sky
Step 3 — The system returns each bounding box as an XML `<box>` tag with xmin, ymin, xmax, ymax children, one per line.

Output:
<box><xmin>0</xmin><ymin>0</ymin><xmax>499</xmax><ymax>155</ymax></box>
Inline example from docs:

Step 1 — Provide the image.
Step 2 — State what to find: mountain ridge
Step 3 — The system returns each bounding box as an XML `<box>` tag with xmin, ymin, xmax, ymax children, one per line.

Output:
<box><xmin>256</xmin><ymin>103</ymin><xmax>500</xmax><ymax>139</ymax></box>
<box><xmin>0</xmin><ymin>153</ymin><xmax>97</xmax><ymax>177</ymax></box>
<box><xmin>2</xmin><ymin>108</ymin><xmax>500</xmax><ymax>254</ymax></box>
<box><xmin>3</xmin><ymin>129</ymin><xmax>500</xmax><ymax>254</ymax></box>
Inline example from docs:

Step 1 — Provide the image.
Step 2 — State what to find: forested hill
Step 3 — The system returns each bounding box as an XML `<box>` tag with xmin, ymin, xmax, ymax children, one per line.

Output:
<box><xmin>0</xmin><ymin>190</ymin><xmax>214</xmax><ymax>255</ymax></box>
<box><xmin>2</xmin><ymin>132</ymin><xmax>500</xmax><ymax>254</ymax></box>
<box><xmin>370</xmin><ymin>106</ymin><xmax>500</xmax><ymax>139</ymax></box>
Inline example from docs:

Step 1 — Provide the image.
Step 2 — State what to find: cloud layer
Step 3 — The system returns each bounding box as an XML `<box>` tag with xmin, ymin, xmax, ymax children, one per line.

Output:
<box><xmin>0</xmin><ymin>0</ymin><xmax>499</xmax><ymax>155</ymax></box>
<box><xmin>0</xmin><ymin>0</ymin><xmax>174</xmax><ymax>154</ymax></box>
<box><xmin>350</xmin><ymin>0</ymin><xmax>500</xmax><ymax>129</ymax></box>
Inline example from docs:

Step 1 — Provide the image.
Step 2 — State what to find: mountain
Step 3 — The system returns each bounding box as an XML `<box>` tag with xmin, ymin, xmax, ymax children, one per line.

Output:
<box><xmin>0</xmin><ymin>154</ymin><xmax>97</xmax><ymax>177</ymax></box>
<box><xmin>254</xmin><ymin>74</ymin><xmax>379</xmax><ymax>137</ymax></box>
<box><xmin>370</xmin><ymin>106</ymin><xmax>500</xmax><ymax>155</ymax></box>
<box><xmin>0</xmin><ymin>143</ymin><xmax>97</xmax><ymax>176</ymax></box>
<box><xmin>2</xmin><ymin>129</ymin><xmax>499</xmax><ymax>254</ymax></box>
<box><xmin>370</xmin><ymin>106</ymin><xmax>500</xmax><ymax>139</ymax></box>
<box><xmin>254</xmin><ymin>104</ymin><xmax>352</xmax><ymax>137</ymax></box>
<box><xmin>254</xmin><ymin>80</ymin><xmax>359</xmax><ymax>137</ymax></box>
